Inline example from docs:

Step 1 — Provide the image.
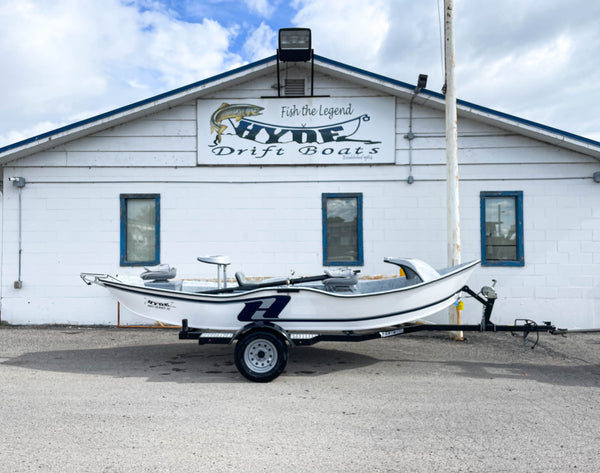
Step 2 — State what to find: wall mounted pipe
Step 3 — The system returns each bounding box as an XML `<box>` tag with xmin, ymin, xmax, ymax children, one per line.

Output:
<box><xmin>9</xmin><ymin>177</ymin><xmax>25</xmax><ymax>289</ymax></box>
<box><xmin>406</xmin><ymin>93</ymin><xmax>417</xmax><ymax>184</ymax></box>
<box><xmin>405</xmin><ymin>74</ymin><xmax>427</xmax><ymax>184</ymax></box>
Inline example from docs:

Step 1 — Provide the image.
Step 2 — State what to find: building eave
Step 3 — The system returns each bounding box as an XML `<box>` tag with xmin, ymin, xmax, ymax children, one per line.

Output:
<box><xmin>315</xmin><ymin>56</ymin><xmax>600</xmax><ymax>160</ymax></box>
<box><xmin>2</xmin><ymin>54</ymin><xmax>599</xmax><ymax>164</ymax></box>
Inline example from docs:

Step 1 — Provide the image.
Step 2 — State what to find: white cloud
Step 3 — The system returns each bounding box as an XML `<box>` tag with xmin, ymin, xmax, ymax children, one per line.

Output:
<box><xmin>292</xmin><ymin>0</ymin><xmax>390</xmax><ymax>70</ymax></box>
<box><xmin>0</xmin><ymin>0</ymin><xmax>243</xmax><ymax>147</ymax></box>
<box><xmin>458</xmin><ymin>34</ymin><xmax>574</xmax><ymax>106</ymax></box>
<box><xmin>242</xmin><ymin>22</ymin><xmax>277</xmax><ymax>61</ymax></box>
<box><xmin>137</xmin><ymin>11</ymin><xmax>243</xmax><ymax>89</ymax></box>
<box><xmin>244</xmin><ymin>0</ymin><xmax>276</xmax><ymax>18</ymax></box>
<box><xmin>449</xmin><ymin>0</ymin><xmax>600</xmax><ymax>139</ymax></box>
<box><xmin>291</xmin><ymin>0</ymin><xmax>600</xmax><ymax>140</ymax></box>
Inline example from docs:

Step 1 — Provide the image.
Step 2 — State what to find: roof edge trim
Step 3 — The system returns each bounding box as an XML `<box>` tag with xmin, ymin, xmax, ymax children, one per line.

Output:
<box><xmin>0</xmin><ymin>55</ymin><xmax>276</xmax><ymax>156</ymax></box>
<box><xmin>315</xmin><ymin>55</ymin><xmax>600</xmax><ymax>149</ymax></box>
<box><xmin>2</xmin><ymin>54</ymin><xmax>599</xmax><ymax>158</ymax></box>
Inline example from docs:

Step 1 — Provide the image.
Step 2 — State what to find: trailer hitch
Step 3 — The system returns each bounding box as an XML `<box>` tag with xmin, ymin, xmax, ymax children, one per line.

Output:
<box><xmin>511</xmin><ymin>319</ymin><xmax>543</xmax><ymax>349</ymax></box>
<box><xmin>455</xmin><ymin>285</ymin><xmax>564</xmax><ymax>349</ymax></box>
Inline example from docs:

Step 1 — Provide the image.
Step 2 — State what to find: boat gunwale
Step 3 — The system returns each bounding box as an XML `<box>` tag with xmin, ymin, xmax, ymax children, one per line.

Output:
<box><xmin>96</xmin><ymin>260</ymin><xmax>480</xmax><ymax>302</ymax></box>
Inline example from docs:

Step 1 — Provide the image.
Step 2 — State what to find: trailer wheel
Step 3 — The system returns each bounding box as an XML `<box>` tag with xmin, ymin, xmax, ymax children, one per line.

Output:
<box><xmin>234</xmin><ymin>331</ymin><xmax>288</xmax><ymax>382</ymax></box>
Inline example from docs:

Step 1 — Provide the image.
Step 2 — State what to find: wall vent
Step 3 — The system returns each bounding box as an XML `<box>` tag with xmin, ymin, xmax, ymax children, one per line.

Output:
<box><xmin>285</xmin><ymin>79</ymin><xmax>305</xmax><ymax>96</ymax></box>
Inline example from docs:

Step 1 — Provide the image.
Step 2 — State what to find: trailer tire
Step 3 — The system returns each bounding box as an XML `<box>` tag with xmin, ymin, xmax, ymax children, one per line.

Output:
<box><xmin>234</xmin><ymin>330</ymin><xmax>288</xmax><ymax>382</ymax></box>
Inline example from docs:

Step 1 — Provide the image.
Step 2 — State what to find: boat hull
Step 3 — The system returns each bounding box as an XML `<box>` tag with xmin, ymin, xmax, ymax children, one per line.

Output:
<box><xmin>97</xmin><ymin>260</ymin><xmax>479</xmax><ymax>332</ymax></box>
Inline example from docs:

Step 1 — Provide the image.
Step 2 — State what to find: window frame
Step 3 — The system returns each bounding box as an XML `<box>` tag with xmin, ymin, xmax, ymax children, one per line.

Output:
<box><xmin>322</xmin><ymin>193</ymin><xmax>364</xmax><ymax>266</ymax></box>
<box><xmin>120</xmin><ymin>193</ymin><xmax>160</xmax><ymax>267</ymax></box>
<box><xmin>480</xmin><ymin>191</ymin><xmax>524</xmax><ymax>267</ymax></box>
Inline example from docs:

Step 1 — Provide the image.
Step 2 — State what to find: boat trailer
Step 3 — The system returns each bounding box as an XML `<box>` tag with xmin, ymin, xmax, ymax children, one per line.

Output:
<box><xmin>179</xmin><ymin>283</ymin><xmax>566</xmax><ymax>382</ymax></box>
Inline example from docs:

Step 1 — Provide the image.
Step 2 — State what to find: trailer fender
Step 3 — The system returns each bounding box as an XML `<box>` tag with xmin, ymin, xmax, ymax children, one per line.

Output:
<box><xmin>232</xmin><ymin>321</ymin><xmax>293</xmax><ymax>346</ymax></box>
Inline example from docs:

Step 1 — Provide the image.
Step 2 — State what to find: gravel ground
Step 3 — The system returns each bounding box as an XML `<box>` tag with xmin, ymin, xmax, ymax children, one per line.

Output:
<box><xmin>0</xmin><ymin>326</ymin><xmax>598</xmax><ymax>472</ymax></box>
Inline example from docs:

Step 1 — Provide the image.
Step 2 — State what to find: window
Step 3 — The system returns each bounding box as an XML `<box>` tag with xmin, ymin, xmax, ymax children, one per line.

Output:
<box><xmin>480</xmin><ymin>191</ymin><xmax>523</xmax><ymax>266</ymax></box>
<box><xmin>322</xmin><ymin>193</ymin><xmax>363</xmax><ymax>266</ymax></box>
<box><xmin>120</xmin><ymin>194</ymin><xmax>160</xmax><ymax>266</ymax></box>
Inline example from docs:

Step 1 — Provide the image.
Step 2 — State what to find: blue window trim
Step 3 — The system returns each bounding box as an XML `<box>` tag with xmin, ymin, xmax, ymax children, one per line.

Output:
<box><xmin>480</xmin><ymin>191</ymin><xmax>524</xmax><ymax>267</ymax></box>
<box><xmin>322</xmin><ymin>193</ymin><xmax>364</xmax><ymax>266</ymax></box>
<box><xmin>120</xmin><ymin>194</ymin><xmax>160</xmax><ymax>266</ymax></box>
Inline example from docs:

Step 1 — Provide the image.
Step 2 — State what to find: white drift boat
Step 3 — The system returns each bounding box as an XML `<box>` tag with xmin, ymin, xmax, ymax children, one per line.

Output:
<box><xmin>81</xmin><ymin>257</ymin><xmax>562</xmax><ymax>383</ymax></box>
<box><xmin>81</xmin><ymin>257</ymin><xmax>480</xmax><ymax>332</ymax></box>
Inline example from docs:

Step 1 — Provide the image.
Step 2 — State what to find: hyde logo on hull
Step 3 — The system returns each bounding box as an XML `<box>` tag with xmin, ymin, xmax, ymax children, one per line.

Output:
<box><xmin>236</xmin><ymin>296</ymin><xmax>291</xmax><ymax>322</ymax></box>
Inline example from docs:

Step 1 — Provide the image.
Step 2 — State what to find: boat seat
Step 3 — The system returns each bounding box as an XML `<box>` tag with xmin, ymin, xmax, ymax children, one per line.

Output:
<box><xmin>140</xmin><ymin>264</ymin><xmax>176</xmax><ymax>281</ymax></box>
<box><xmin>235</xmin><ymin>272</ymin><xmax>258</xmax><ymax>288</ymax></box>
<box><xmin>323</xmin><ymin>268</ymin><xmax>358</xmax><ymax>292</ymax></box>
<box><xmin>383</xmin><ymin>257</ymin><xmax>440</xmax><ymax>283</ymax></box>
<box><xmin>235</xmin><ymin>272</ymin><xmax>287</xmax><ymax>289</ymax></box>
<box><xmin>196</xmin><ymin>255</ymin><xmax>230</xmax><ymax>266</ymax></box>
<box><xmin>197</xmin><ymin>255</ymin><xmax>230</xmax><ymax>289</ymax></box>
<box><xmin>144</xmin><ymin>280</ymin><xmax>183</xmax><ymax>291</ymax></box>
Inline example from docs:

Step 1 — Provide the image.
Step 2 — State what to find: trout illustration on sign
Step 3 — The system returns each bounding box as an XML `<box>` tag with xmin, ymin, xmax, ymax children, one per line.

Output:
<box><xmin>210</xmin><ymin>103</ymin><xmax>264</xmax><ymax>144</ymax></box>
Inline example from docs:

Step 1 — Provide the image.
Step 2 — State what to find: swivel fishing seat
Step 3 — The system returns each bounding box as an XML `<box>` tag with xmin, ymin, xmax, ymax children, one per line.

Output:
<box><xmin>197</xmin><ymin>255</ymin><xmax>231</xmax><ymax>289</ymax></box>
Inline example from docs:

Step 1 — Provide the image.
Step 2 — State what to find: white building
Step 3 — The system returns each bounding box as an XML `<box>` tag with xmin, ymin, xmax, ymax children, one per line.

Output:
<box><xmin>1</xmin><ymin>53</ymin><xmax>599</xmax><ymax>329</ymax></box>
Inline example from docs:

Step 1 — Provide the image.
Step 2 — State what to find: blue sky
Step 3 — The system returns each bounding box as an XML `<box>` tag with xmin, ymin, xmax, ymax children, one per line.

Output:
<box><xmin>154</xmin><ymin>0</ymin><xmax>298</xmax><ymax>47</ymax></box>
<box><xmin>1</xmin><ymin>0</ymin><xmax>599</xmax><ymax>147</ymax></box>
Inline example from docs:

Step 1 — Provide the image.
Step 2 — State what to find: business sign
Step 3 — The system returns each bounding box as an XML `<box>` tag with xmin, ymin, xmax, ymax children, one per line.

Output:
<box><xmin>197</xmin><ymin>97</ymin><xmax>395</xmax><ymax>165</ymax></box>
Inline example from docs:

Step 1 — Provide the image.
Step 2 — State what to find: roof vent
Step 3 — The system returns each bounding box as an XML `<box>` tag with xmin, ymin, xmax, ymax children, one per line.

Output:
<box><xmin>285</xmin><ymin>79</ymin><xmax>305</xmax><ymax>96</ymax></box>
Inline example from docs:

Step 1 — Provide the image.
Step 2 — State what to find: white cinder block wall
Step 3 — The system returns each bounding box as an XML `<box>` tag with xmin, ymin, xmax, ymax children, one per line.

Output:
<box><xmin>1</xmin><ymin>67</ymin><xmax>599</xmax><ymax>328</ymax></box>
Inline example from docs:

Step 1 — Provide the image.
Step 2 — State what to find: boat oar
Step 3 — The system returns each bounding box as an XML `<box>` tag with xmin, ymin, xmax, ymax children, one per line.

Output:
<box><xmin>197</xmin><ymin>273</ymin><xmax>331</xmax><ymax>294</ymax></box>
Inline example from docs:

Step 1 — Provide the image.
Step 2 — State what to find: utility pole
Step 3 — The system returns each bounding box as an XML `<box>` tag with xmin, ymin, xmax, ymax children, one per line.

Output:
<box><xmin>444</xmin><ymin>0</ymin><xmax>462</xmax><ymax>337</ymax></box>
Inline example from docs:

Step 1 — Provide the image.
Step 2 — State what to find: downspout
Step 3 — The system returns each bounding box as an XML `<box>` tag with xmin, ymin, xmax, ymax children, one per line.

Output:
<box><xmin>17</xmin><ymin>186</ymin><xmax>22</xmax><ymax>287</ymax></box>
<box><xmin>8</xmin><ymin>177</ymin><xmax>25</xmax><ymax>289</ymax></box>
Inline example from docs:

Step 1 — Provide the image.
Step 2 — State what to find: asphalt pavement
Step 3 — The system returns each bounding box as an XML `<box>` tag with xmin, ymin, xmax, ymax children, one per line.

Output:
<box><xmin>0</xmin><ymin>326</ymin><xmax>598</xmax><ymax>472</ymax></box>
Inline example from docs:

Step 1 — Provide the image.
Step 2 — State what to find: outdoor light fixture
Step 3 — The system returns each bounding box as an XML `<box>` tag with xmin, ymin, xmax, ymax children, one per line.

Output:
<box><xmin>275</xmin><ymin>28</ymin><xmax>315</xmax><ymax>97</ymax></box>
<box><xmin>594</xmin><ymin>171</ymin><xmax>600</xmax><ymax>183</ymax></box>
<box><xmin>278</xmin><ymin>28</ymin><xmax>312</xmax><ymax>62</ymax></box>
<box><xmin>416</xmin><ymin>74</ymin><xmax>428</xmax><ymax>92</ymax></box>
<box><xmin>9</xmin><ymin>176</ymin><xmax>25</xmax><ymax>188</ymax></box>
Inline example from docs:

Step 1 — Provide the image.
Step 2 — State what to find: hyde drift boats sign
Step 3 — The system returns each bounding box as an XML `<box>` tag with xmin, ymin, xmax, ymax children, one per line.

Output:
<box><xmin>197</xmin><ymin>97</ymin><xmax>395</xmax><ymax>164</ymax></box>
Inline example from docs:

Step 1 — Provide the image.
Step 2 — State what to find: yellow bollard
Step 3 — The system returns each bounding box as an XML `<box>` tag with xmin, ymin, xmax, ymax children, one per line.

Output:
<box><xmin>455</xmin><ymin>300</ymin><xmax>464</xmax><ymax>341</ymax></box>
